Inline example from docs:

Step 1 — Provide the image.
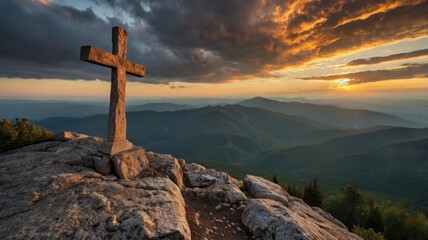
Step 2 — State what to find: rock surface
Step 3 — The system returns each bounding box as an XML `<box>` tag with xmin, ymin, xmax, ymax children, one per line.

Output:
<box><xmin>242</xmin><ymin>176</ymin><xmax>361</xmax><ymax>240</ymax></box>
<box><xmin>184</xmin><ymin>163</ymin><xmax>246</xmax><ymax>203</ymax></box>
<box><xmin>0</xmin><ymin>137</ymin><xmax>190</xmax><ymax>240</ymax></box>
<box><xmin>111</xmin><ymin>146</ymin><xmax>149</xmax><ymax>179</ymax></box>
<box><xmin>244</xmin><ymin>175</ymin><xmax>290</xmax><ymax>206</ymax></box>
<box><xmin>93</xmin><ymin>153</ymin><xmax>112</xmax><ymax>175</ymax></box>
<box><xmin>0</xmin><ymin>133</ymin><xmax>361</xmax><ymax>240</ymax></box>
<box><xmin>146</xmin><ymin>152</ymin><xmax>184</xmax><ymax>189</ymax></box>
<box><xmin>185</xmin><ymin>163</ymin><xmax>242</xmax><ymax>188</ymax></box>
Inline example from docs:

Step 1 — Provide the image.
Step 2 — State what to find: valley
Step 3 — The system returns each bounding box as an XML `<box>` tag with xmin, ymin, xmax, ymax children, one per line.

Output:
<box><xmin>34</xmin><ymin>97</ymin><xmax>428</xmax><ymax>212</ymax></box>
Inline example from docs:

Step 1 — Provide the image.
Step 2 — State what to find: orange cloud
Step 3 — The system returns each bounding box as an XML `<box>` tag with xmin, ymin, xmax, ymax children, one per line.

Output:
<box><xmin>300</xmin><ymin>63</ymin><xmax>428</xmax><ymax>85</ymax></box>
<box><xmin>345</xmin><ymin>49</ymin><xmax>428</xmax><ymax>67</ymax></box>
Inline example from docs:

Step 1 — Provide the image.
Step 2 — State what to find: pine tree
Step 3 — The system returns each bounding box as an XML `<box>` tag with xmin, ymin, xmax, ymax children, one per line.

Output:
<box><xmin>272</xmin><ymin>174</ymin><xmax>278</xmax><ymax>184</ymax></box>
<box><xmin>366</xmin><ymin>206</ymin><xmax>383</xmax><ymax>233</ymax></box>
<box><xmin>286</xmin><ymin>184</ymin><xmax>302</xmax><ymax>198</ymax></box>
<box><xmin>302</xmin><ymin>178</ymin><xmax>323</xmax><ymax>207</ymax></box>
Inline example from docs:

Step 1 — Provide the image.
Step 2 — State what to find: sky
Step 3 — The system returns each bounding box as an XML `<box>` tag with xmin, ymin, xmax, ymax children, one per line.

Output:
<box><xmin>0</xmin><ymin>0</ymin><xmax>427</xmax><ymax>99</ymax></box>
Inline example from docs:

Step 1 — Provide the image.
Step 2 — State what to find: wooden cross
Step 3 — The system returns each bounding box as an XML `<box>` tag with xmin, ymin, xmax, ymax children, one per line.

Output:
<box><xmin>80</xmin><ymin>27</ymin><xmax>146</xmax><ymax>155</ymax></box>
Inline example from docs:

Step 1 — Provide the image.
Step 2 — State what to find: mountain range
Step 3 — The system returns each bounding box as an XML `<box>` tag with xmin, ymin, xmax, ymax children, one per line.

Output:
<box><xmin>31</xmin><ymin>97</ymin><xmax>428</xmax><ymax>212</ymax></box>
<box><xmin>238</xmin><ymin>97</ymin><xmax>415</xmax><ymax>128</ymax></box>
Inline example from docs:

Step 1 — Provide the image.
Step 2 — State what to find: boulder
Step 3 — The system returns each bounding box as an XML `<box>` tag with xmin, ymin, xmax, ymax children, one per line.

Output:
<box><xmin>242</xmin><ymin>199</ymin><xmax>362</xmax><ymax>240</ymax></box>
<box><xmin>93</xmin><ymin>154</ymin><xmax>112</xmax><ymax>176</ymax></box>
<box><xmin>244</xmin><ymin>175</ymin><xmax>290</xmax><ymax>206</ymax></box>
<box><xmin>54</xmin><ymin>131</ymin><xmax>89</xmax><ymax>141</ymax></box>
<box><xmin>0</xmin><ymin>141</ymin><xmax>191</xmax><ymax>240</ymax></box>
<box><xmin>146</xmin><ymin>152</ymin><xmax>184</xmax><ymax>189</ymax></box>
<box><xmin>187</xmin><ymin>182</ymin><xmax>247</xmax><ymax>204</ymax></box>
<box><xmin>112</xmin><ymin>147</ymin><xmax>149</xmax><ymax>179</ymax></box>
<box><xmin>184</xmin><ymin>163</ymin><xmax>246</xmax><ymax>203</ymax></box>
<box><xmin>242</xmin><ymin>175</ymin><xmax>360</xmax><ymax>240</ymax></box>
<box><xmin>185</xmin><ymin>163</ymin><xmax>242</xmax><ymax>188</ymax></box>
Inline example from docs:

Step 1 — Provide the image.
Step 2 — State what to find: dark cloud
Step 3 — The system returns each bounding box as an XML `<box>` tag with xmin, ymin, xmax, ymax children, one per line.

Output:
<box><xmin>0</xmin><ymin>0</ymin><xmax>118</xmax><ymax>80</ymax></box>
<box><xmin>0</xmin><ymin>0</ymin><xmax>427</xmax><ymax>83</ymax></box>
<box><xmin>169</xmin><ymin>85</ymin><xmax>189</xmax><ymax>89</ymax></box>
<box><xmin>345</xmin><ymin>49</ymin><xmax>428</xmax><ymax>67</ymax></box>
<box><xmin>301</xmin><ymin>63</ymin><xmax>428</xmax><ymax>84</ymax></box>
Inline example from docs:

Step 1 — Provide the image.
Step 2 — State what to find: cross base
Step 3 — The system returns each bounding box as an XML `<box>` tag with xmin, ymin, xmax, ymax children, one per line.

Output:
<box><xmin>100</xmin><ymin>139</ymin><xmax>133</xmax><ymax>155</ymax></box>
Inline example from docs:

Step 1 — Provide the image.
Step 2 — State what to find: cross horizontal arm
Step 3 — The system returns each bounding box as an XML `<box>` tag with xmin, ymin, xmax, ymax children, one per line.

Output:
<box><xmin>80</xmin><ymin>46</ymin><xmax>118</xmax><ymax>68</ymax></box>
<box><xmin>126</xmin><ymin>61</ymin><xmax>146</xmax><ymax>77</ymax></box>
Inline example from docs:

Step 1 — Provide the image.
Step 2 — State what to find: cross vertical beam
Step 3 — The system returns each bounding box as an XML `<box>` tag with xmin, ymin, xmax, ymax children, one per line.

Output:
<box><xmin>108</xmin><ymin>27</ymin><xmax>127</xmax><ymax>143</ymax></box>
<box><xmin>80</xmin><ymin>27</ymin><xmax>146</xmax><ymax>155</ymax></box>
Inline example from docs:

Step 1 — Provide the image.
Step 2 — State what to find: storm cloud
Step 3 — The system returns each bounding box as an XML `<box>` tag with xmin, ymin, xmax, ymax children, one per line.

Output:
<box><xmin>0</xmin><ymin>0</ymin><xmax>427</xmax><ymax>83</ymax></box>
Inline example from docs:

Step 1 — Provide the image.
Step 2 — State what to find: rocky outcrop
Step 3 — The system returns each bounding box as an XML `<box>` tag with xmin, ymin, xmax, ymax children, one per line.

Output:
<box><xmin>183</xmin><ymin>163</ymin><xmax>247</xmax><ymax>203</ymax></box>
<box><xmin>242</xmin><ymin>175</ymin><xmax>361</xmax><ymax>240</ymax></box>
<box><xmin>0</xmin><ymin>136</ymin><xmax>190</xmax><ymax>240</ymax></box>
<box><xmin>0</xmin><ymin>132</ymin><xmax>361</xmax><ymax>240</ymax></box>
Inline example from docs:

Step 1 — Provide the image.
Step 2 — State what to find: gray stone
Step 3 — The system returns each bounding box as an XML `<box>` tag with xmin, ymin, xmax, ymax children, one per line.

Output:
<box><xmin>0</xmin><ymin>143</ymin><xmax>190</xmax><ymax>240</ymax></box>
<box><xmin>111</xmin><ymin>147</ymin><xmax>148</xmax><ymax>179</ymax></box>
<box><xmin>185</xmin><ymin>163</ymin><xmax>242</xmax><ymax>188</ymax></box>
<box><xmin>82</xmin><ymin>154</ymin><xmax>94</xmax><ymax>168</ymax></box>
<box><xmin>244</xmin><ymin>175</ymin><xmax>290</xmax><ymax>206</ymax></box>
<box><xmin>242</xmin><ymin>199</ymin><xmax>362</xmax><ymax>240</ymax></box>
<box><xmin>184</xmin><ymin>163</ymin><xmax>246</xmax><ymax>203</ymax></box>
<box><xmin>100</xmin><ymin>139</ymin><xmax>133</xmax><ymax>156</ymax></box>
<box><xmin>241</xmin><ymin>175</ymin><xmax>359</xmax><ymax>239</ymax></box>
<box><xmin>146</xmin><ymin>152</ymin><xmax>184</xmax><ymax>189</ymax></box>
<box><xmin>93</xmin><ymin>155</ymin><xmax>112</xmax><ymax>175</ymax></box>
<box><xmin>187</xmin><ymin>182</ymin><xmax>247</xmax><ymax>204</ymax></box>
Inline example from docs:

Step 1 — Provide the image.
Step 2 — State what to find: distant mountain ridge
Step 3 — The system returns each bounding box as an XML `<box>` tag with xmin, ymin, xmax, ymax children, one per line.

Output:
<box><xmin>37</xmin><ymin>105</ymin><xmax>336</xmax><ymax>163</ymax></box>
<box><xmin>0</xmin><ymin>101</ymin><xmax>107</xmax><ymax>120</ymax></box>
<box><xmin>239</xmin><ymin>97</ymin><xmax>414</xmax><ymax>128</ymax></box>
<box><xmin>128</xmin><ymin>102</ymin><xmax>198</xmax><ymax>112</ymax></box>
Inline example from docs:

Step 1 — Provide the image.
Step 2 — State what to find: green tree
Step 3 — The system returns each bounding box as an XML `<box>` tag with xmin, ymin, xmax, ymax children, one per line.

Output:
<box><xmin>323</xmin><ymin>187</ymin><xmax>428</xmax><ymax>240</ymax></box>
<box><xmin>272</xmin><ymin>174</ymin><xmax>278</xmax><ymax>184</ymax></box>
<box><xmin>380</xmin><ymin>203</ymin><xmax>408</xmax><ymax>240</ymax></box>
<box><xmin>0</xmin><ymin>119</ymin><xmax>16</xmax><ymax>152</ymax></box>
<box><xmin>365</xmin><ymin>205</ymin><xmax>383</xmax><ymax>233</ymax></box>
<box><xmin>341</xmin><ymin>185</ymin><xmax>365</xmax><ymax>228</ymax></box>
<box><xmin>302</xmin><ymin>178</ymin><xmax>323</xmax><ymax>207</ymax></box>
<box><xmin>286</xmin><ymin>184</ymin><xmax>302</xmax><ymax>198</ymax></box>
<box><xmin>322</xmin><ymin>185</ymin><xmax>365</xmax><ymax>229</ymax></box>
<box><xmin>403</xmin><ymin>212</ymin><xmax>428</xmax><ymax>240</ymax></box>
<box><xmin>0</xmin><ymin>118</ymin><xmax>54</xmax><ymax>153</ymax></box>
<box><xmin>352</xmin><ymin>226</ymin><xmax>385</xmax><ymax>240</ymax></box>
